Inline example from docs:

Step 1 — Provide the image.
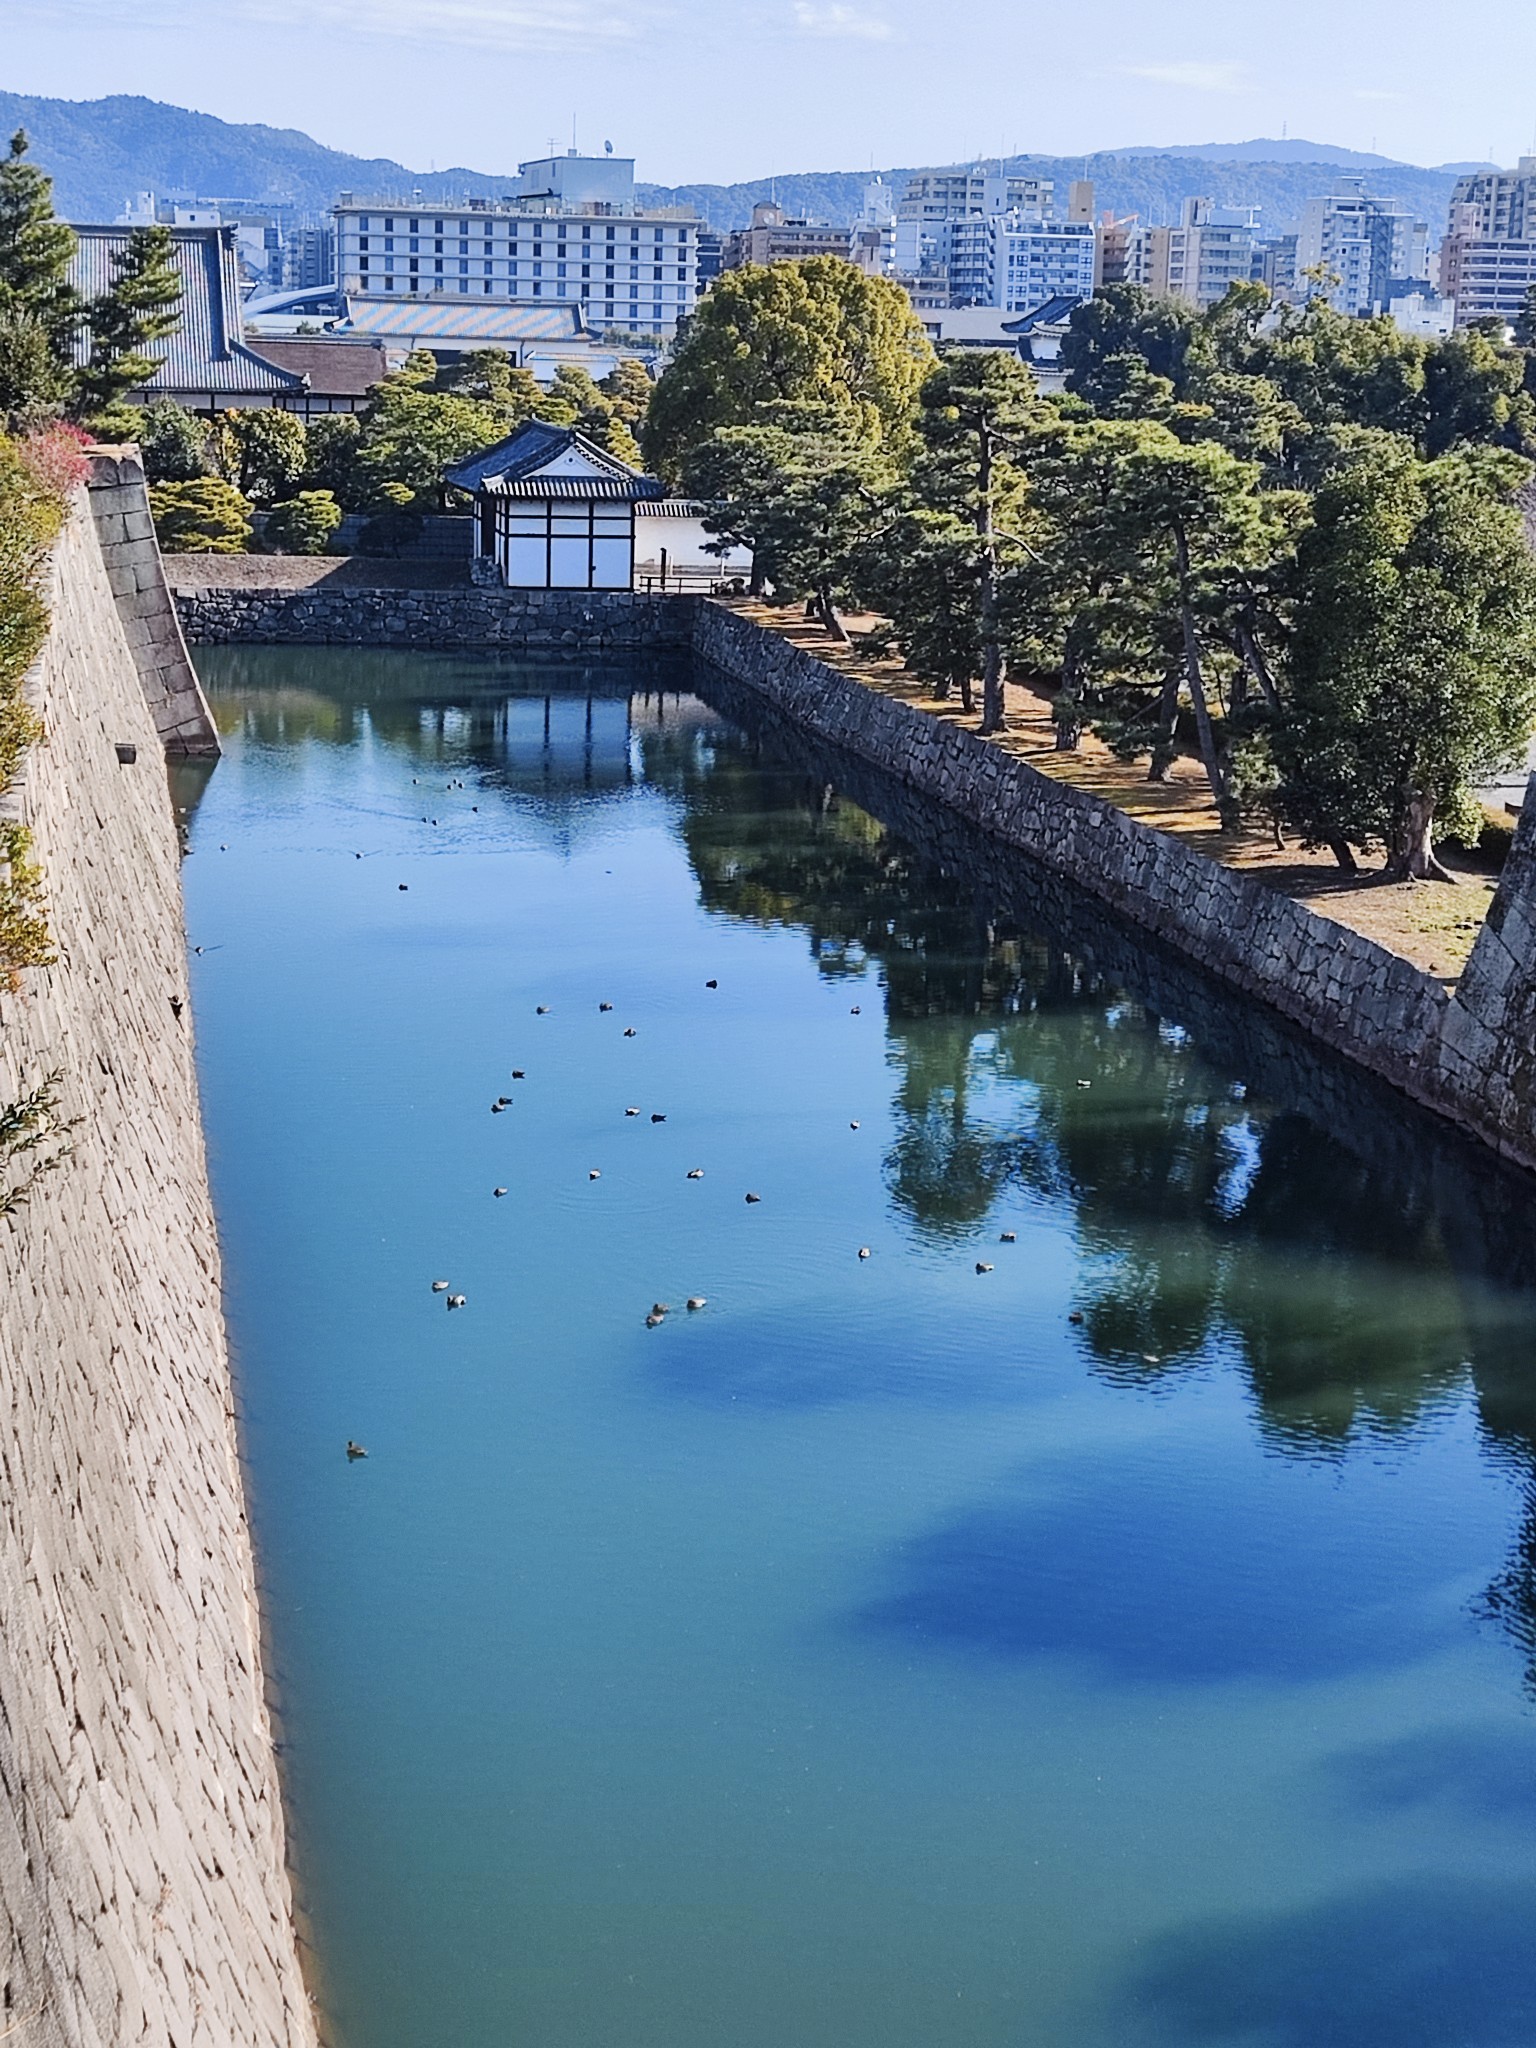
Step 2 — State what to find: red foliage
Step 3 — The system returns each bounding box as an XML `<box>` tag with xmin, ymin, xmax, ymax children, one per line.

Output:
<box><xmin>19</xmin><ymin>424</ymin><xmax>93</xmax><ymax>499</ymax></box>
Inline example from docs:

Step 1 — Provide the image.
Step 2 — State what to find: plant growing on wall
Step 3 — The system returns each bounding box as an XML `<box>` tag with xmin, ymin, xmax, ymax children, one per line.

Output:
<box><xmin>0</xmin><ymin>1071</ymin><xmax>80</xmax><ymax>1214</ymax></box>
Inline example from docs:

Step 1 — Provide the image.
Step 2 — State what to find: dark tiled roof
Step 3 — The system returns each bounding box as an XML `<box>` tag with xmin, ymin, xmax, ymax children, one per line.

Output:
<box><xmin>246</xmin><ymin>339</ymin><xmax>390</xmax><ymax>396</ymax></box>
<box><xmin>1001</xmin><ymin>293</ymin><xmax>1086</xmax><ymax>334</ymax></box>
<box><xmin>445</xmin><ymin>421</ymin><xmax>663</xmax><ymax>499</ymax></box>
<box><xmin>69</xmin><ymin>224</ymin><xmax>305</xmax><ymax>398</ymax></box>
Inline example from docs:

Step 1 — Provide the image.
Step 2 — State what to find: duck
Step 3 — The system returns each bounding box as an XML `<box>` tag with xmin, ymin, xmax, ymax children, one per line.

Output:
<box><xmin>1076</xmin><ymin>1079</ymin><xmax>1091</xmax><ymax>1090</ymax></box>
<box><xmin>623</xmin><ymin>1027</ymin><xmax>637</xmax><ymax>1038</ymax></box>
<box><xmin>536</xmin><ymin>1005</ymin><xmax>550</xmax><ymax>1015</ymax></box>
<box><xmin>686</xmin><ymin>1296</ymin><xmax>707</xmax><ymax>1311</ymax></box>
<box><xmin>625</xmin><ymin>1106</ymin><xmax>640</xmax><ymax>1117</ymax></box>
<box><xmin>496</xmin><ymin>1095</ymin><xmax>512</xmax><ymax>1106</ymax></box>
<box><xmin>744</xmin><ymin>1192</ymin><xmax>761</xmax><ymax>1204</ymax></box>
<box><xmin>1000</xmin><ymin>1230</ymin><xmax>1017</xmax><ymax>1243</ymax></box>
<box><xmin>431</xmin><ymin>1280</ymin><xmax>449</xmax><ymax>1292</ymax></box>
<box><xmin>686</xmin><ymin>1168</ymin><xmax>704</xmax><ymax>1180</ymax></box>
<box><xmin>1068</xmin><ymin>1310</ymin><xmax>1084</xmax><ymax>1325</ymax></box>
<box><xmin>493</xmin><ymin>1187</ymin><xmax>507</xmax><ymax>1198</ymax></box>
<box><xmin>645</xmin><ymin>1312</ymin><xmax>665</xmax><ymax>1329</ymax></box>
<box><xmin>651</xmin><ymin>1113</ymin><xmax>667</xmax><ymax>1124</ymax></box>
<box><xmin>589</xmin><ymin>1169</ymin><xmax>602</xmax><ymax>1180</ymax></box>
<box><xmin>858</xmin><ymin>1246</ymin><xmax>871</xmax><ymax>1259</ymax></box>
<box><xmin>975</xmin><ymin>1262</ymin><xmax>994</xmax><ymax>1274</ymax></box>
<box><xmin>599</xmin><ymin>1001</ymin><xmax>614</xmax><ymax>1012</ymax></box>
<box><xmin>849</xmin><ymin>1120</ymin><xmax>860</xmax><ymax>1130</ymax></box>
<box><xmin>705</xmin><ymin>979</ymin><xmax>718</xmax><ymax>989</ymax></box>
<box><xmin>346</xmin><ymin>1440</ymin><xmax>368</xmax><ymax>1460</ymax></box>
<box><xmin>651</xmin><ymin>1302</ymin><xmax>671</xmax><ymax>1316</ymax></box>
<box><xmin>398</xmin><ymin>883</ymin><xmax>408</xmax><ymax>891</ymax></box>
<box><xmin>491</xmin><ymin>1102</ymin><xmax>506</xmax><ymax>1113</ymax></box>
<box><xmin>512</xmin><ymin>1070</ymin><xmax>526</xmax><ymax>1080</ymax></box>
<box><xmin>447</xmin><ymin>1293</ymin><xmax>467</xmax><ymax>1310</ymax></box>
<box><xmin>850</xmin><ymin>1005</ymin><xmax>861</xmax><ymax>1015</ymax></box>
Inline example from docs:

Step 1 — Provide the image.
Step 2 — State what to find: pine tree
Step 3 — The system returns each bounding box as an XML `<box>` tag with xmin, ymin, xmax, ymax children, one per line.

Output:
<box><xmin>77</xmin><ymin>224</ymin><xmax>183</xmax><ymax>415</ymax></box>
<box><xmin>0</xmin><ymin>131</ymin><xmax>80</xmax><ymax>421</ymax></box>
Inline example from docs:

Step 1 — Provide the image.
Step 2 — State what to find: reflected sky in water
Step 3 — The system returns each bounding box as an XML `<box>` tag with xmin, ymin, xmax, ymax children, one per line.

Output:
<box><xmin>188</xmin><ymin>646</ymin><xmax>1536</xmax><ymax>2048</ymax></box>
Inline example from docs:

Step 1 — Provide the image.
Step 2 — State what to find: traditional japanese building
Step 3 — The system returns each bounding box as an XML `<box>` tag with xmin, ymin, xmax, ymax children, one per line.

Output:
<box><xmin>446</xmin><ymin>421</ymin><xmax>750</xmax><ymax>593</ymax></box>
<box><xmin>69</xmin><ymin>223</ymin><xmax>306</xmax><ymax>412</ymax></box>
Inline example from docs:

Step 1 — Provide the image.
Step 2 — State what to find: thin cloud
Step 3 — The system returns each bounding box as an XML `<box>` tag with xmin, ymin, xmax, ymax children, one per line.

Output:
<box><xmin>792</xmin><ymin>2</ymin><xmax>894</xmax><ymax>40</ymax></box>
<box><xmin>1123</xmin><ymin>60</ymin><xmax>1248</xmax><ymax>93</ymax></box>
<box><xmin>23</xmin><ymin>0</ymin><xmax>644</xmax><ymax>50</ymax></box>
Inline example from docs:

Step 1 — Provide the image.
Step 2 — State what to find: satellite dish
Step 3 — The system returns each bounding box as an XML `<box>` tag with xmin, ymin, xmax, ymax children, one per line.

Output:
<box><xmin>605</xmin><ymin>140</ymin><xmax>614</xmax><ymax>155</ymax></box>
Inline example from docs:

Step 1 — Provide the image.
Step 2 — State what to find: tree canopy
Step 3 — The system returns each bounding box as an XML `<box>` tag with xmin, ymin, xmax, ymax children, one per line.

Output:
<box><xmin>642</xmin><ymin>258</ymin><xmax>934</xmax><ymax>479</ymax></box>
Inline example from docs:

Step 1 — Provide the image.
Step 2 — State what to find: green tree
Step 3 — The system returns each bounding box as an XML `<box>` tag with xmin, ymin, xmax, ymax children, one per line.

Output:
<box><xmin>442</xmin><ymin>350</ymin><xmax>553</xmax><ymax>427</ymax></box>
<box><xmin>136</xmin><ymin>399</ymin><xmax>212</xmax><ymax>482</ymax></box>
<box><xmin>354</xmin><ymin>381</ymin><xmax>499</xmax><ymax>507</ymax></box>
<box><xmin>642</xmin><ymin>258</ymin><xmax>932</xmax><ymax>478</ymax></box>
<box><xmin>908</xmin><ymin>351</ymin><xmax>1045</xmax><ymax>734</ymax></box>
<box><xmin>76</xmin><ymin>224</ymin><xmax>182</xmax><ymax>416</ymax></box>
<box><xmin>148</xmin><ymin>477</ymin><xmax>253</xmax><ymax>553</ymax></box>
<box><xmin>1515</xmin><ymin>283</ymin><xmax>1536</xmax><ymax>351</ymax></box>
<box><xmin>1061</xmin><ymin>285</ymin><xmax>1202</xmax><ymax>406</ymax></box>
<box><xmin>1275</xmin><ymin>440</ymin><xmax>1536</xmax><ymax>877</ymax></box>
<box><xmin>217</xmin><ymin>408</ymin><xmax>308</xmax><ymax>504</ymax></box>
<box><xmin>357</xmin><ymin>479</ymin><xmax>423</xmax><ymax>555</ymax></box>
<box><xmin>0</xmin><ymin>132</ymin><xmax>79</xmax><ymax>423</ymax></box>
<box><xmin>686</xmin><ymin>407</ymin><xmax>894</xmax><ymax>637</ymax></box>
<box><xmin>263</xmin><ymin>489</ymin><xmax>342</xmax><ymax>554</ymax></box>
<box><xmin>1421</xmin><ymin>325</ymin><xmax>1536</xmax><ymax>457</ymax></box>
<box><xmin>600</xmin><ymin>356</ymin><xmax>653</xmax><ymax>427</ymax></box>
<box><xmin>299</xmin><ymin>413</ymin><xmax>365</xmax><ymax>508</ymax></box>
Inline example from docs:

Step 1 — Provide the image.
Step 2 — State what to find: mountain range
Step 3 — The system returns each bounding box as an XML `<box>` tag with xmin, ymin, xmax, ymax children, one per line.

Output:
<box><xmin>0</xmin><ymin>90</ymin><xmax>1491</xmax><ymax>238</ymax></box>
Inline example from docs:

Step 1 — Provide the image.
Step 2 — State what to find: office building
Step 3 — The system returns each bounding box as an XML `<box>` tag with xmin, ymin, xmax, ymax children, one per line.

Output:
<box><xmin>1129</xmin><ymin>198</ymin><xmax>1260</xmax><ymax>309</ymax></box>
<box><xmin>333</xmin><ymin>152</ymin><xmax>700</xmax><ymax>339</ymax></box>
<box><xmin>721</xmin><ymin>202</ymin><xmax>850</xmax><ymax>270</ymax></box>
<box><xmin>1440</xmin><ymin>160</ymin><xmax>1536</xmax><ymax>324</ymax></box>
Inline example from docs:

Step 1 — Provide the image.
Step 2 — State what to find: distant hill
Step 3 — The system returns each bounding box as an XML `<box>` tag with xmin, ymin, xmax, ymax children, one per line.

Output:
<box><xmin>0</xmin><ymin>89</ymin><xmax>1473</xmax><ymax>239</ymax></box>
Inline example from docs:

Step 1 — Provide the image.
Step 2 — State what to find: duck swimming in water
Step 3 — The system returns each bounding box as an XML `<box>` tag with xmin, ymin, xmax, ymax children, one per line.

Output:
<box><xmin>347</xmin><ymin>1441</ymin><xmax>368</xmax><ymax>1460</ymax></box>
<box><xmin>686</xmin><ymin>1297</ymin><xmax>707</xmax><ymax>1311</ymax></box>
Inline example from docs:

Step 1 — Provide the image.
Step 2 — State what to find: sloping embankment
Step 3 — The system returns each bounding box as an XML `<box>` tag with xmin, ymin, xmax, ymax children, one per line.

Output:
<box><xmin>0</xmin><ymin>490</ymin><xmax>315</xmax><ymax>2046</ymax></box>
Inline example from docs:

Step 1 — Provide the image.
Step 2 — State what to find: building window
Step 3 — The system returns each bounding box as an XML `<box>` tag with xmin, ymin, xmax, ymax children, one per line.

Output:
<box><xmin>409</xmin><ymin>217</ymin><xmax>419</xmax><ymax>232</ymax></box>
<box><xmin>409</xmin><ymin>257</ymin><xmax>419</xmax><ymax>272</ymax></box>
<box><xmin>458</xmin><ymin>219</ymin><xmax>468</xmax><ymax>233</ymax></box>
<box><xmin>581</xmin><ymin>263</ymin><xmax>590</xmax><ymax>278</ymax></box>
<box><xmin>384</xmin><ymin>275</ymin><xmax>394</xmax><ymax>289</ymax></box>
<box><xmin>484</xmin><ymin>280</ymin><xmax>493</xmax><ymax>294</ymax></box>
<box><xmin>360</xmin><ymin>257</ymin><xmax>370</xmax><ymax>274</ymax></box>
<box><xmin>384</xmin><ymin>216</ymin><xmax>394</xmax><ymax>230</ymax></box>
<box><xmin>653</xmin><ymin>265</ymin><xmax>662</xmax><ymax>280</ymax></box>
<box><xmin>483</xmin><ymin>261</ymin><xmax>492</xmax><ymax>276</ymax></box>
<box><xmin>409</xmin><ymin>237</ymin><xmax>419</xmax><ymax>253</ymax></box>
<box><xmin>533</xmin><ymin>282</ymin><xmax>542</xmax><ymax>296</ymax></box>
<box><xmin>384</xmin><ymin>236</ymin><xmax>395</xmax><ymax>253</ymax></box>
<box><xmin>557</xmin><ymin>262</ymin><xmax>567</xmax><ymax>278</ymax></box>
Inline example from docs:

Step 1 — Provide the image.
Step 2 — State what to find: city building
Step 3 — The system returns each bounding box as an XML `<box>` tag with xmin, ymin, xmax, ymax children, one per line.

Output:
<box><xmin>333</xmin><ymin>152</ymin><xmax>700</xmax><ymax>339</ymax></box>
<box><xmin>1096</xmin><ymin>214</ymin><xmax>1138</xmax><ymax>287</ymax></box>
<box><xmin>1253</xmin><ymin>233</ymin><xmax>1298</xmax><ymax>297</ymax></box>
<box><xmin>446</xmin><ymin>419</ymin><xmax>750</xmax><ymax>592</ymax></box>
<box><xmin>1439</xmin><ymin>162</ymin><xmax>1536</xmax><ymax>325</ymax></box>
<box><xmin>721</xmin><ymin>201</ymin><xmax>851</xmax><ymax>270</ymax></box>
<box><xmin>1129</xmin><ymin>198</ymin><xmax>1260</xmax><ymax>309</ymax></box>
<box><xmin>1388</xmin><ymin>290</ymin><xmax>1456</xmax><ymax>338</ymax></box>
<box><xmin>281</xmin><ymin>226</ymin><xmax>336</xmax><ymax>292</ymax></box>
<box><xmin>942</xmin><ymin>214</ymin><xmax>1095</xmax><ymax>310</ymax></box>
<box><xmin>893</xmin><ymin>163</ymin><xmax>1054</xmax><ymax>294</ymax></box>
<box><xmin>68</xmin><ymin>222</ymin><xmax>306</xmax><ymax>411</ymax></box>
<box><xmin>1294</xmin><ymin>179</ymin><xmax>1429</xmax><ymax>316</ymax></box>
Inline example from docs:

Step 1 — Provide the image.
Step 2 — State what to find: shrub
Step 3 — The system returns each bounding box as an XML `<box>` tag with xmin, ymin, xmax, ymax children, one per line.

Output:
<box><xmin>0</xmin><ymin>824</ymin><xmax>54</xmax><ymax>989</ymax></box>
<box><xmin>264</xmin><ymin>489</ymin><xmax>342</xmax><ymax>555</ymax></box>
<box><xmin>357</xmin><ymin>480</ymin><xmax>422</xmax><ymax>556</ymax></box>
<box><xmin>18</xmin><ymin>423</ymin><xmax>91</xmax><ymax>497</ymax></box>
<box><xmin>148</xmin><ymin>477</ymin><xmax>253</xmax><ymax>554</ymax></box>
<box><xmin>137</xmin><ymin>398</ymin><xmax>213</xmax><ymax>482</ymax></box>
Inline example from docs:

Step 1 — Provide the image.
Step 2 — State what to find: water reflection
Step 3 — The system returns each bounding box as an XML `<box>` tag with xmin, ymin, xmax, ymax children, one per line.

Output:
<box><xmin>191</xmin><ymin>646</ymin><xmax>1536</xmax><ymax>2048</ymax></box>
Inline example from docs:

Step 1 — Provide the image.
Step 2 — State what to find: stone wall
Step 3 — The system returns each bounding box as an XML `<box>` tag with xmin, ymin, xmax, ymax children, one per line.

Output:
<box><xmin>0</xmin><ymin>497</ymin><xmax>316</xmax><ymax>2046</ymax></box>
<box><xmin>693</xmin><ymin>600</ymin><xmax>1536</xmax><ymax>1175</ymax></box>
<box><xmin>84</xmin><ymin>451</ymin><xmax>218</xmax><ymax>757</ymax></box>
<box><xmin>173</xmin><ymin>578</ymin><xmax>694</xmax><ymax>655</ymax></box>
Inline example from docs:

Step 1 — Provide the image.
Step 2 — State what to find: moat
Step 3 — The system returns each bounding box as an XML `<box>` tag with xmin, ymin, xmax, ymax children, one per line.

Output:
<box><xmin>187</xmin><ymin>645</ymin><xmax>1536</xmax><ymax>2048</ymax></box>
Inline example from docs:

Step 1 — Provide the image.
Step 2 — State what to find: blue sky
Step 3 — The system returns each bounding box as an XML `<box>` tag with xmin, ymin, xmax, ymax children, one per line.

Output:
<box><xmin>5</xmin><ymin>0</ymin><xmax>1533</xmax><ymax>184</ymax></box>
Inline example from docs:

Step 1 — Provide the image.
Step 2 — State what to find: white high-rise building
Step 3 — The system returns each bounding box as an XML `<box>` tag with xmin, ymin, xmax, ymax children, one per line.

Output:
<box><xmin>943</xmin><ymin>214</ymin><xmax>1096</xmax><ymax>311</ymax></box>
<box><xmin>333</xmin><ymin>152</ymin><xmax>700</xmax><ymax>339</ymax></box>
<box><xmin>1294</xmin><ymin>179</ymin><xmax>1429</xmax><ymax>315</ymax></box>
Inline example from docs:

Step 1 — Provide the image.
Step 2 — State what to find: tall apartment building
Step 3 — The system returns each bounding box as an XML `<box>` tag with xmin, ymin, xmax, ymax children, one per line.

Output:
<box><xmin>1294</xmin><ymin>179</ymin><xmax>1429</xmax><ymax>315</ymax></box>
<box><xmin>1440</xmin><ymin>160</ymin><xmax>1536</xmax><ymax>325</ymax></box>
<box><xmin>944</xmin><ymin>214</ymin><xmax>1096</xmax><ymax>311</ymax></box>
<box><xmin>1128</xmin><ymin>198</ymin><xmax>1260</xmax><ymax>308</ymax></box>
<box><xmin>893</xmin><ymin>164</ymin><xmax>1053</xmax><ymax>281</ymax></box>
<box><xmin>333</xmin><ymin>151</ymin><xmax>699</xmax><ymax>339</ymax></box>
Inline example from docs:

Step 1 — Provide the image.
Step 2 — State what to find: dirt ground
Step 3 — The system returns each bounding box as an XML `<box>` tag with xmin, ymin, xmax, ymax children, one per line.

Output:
<box><xmin>731</xmin><ymin>601</ymin><xmax>1502</xmax><ymax>988</ymax></box>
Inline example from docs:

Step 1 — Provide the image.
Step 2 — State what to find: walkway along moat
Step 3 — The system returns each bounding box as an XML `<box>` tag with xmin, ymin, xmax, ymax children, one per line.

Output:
<box><xmin>188</xmin><ymin>643</ymin><xmax>1536</xmax><ymax>2048</ymax></box>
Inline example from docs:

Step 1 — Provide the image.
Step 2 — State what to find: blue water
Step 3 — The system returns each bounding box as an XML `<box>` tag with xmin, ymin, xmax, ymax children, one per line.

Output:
<box><xmin>185</xmin><ymin>646</ymin><xmax>1536</xmax><ymax>2048</ymax></box>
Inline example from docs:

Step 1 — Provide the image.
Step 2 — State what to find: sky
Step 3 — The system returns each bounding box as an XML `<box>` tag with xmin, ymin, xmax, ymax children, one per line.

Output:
<box><xmin>5</xmin><ymin>0</ymin><xmax>1536</xmax><ymax>184</ymax></box>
